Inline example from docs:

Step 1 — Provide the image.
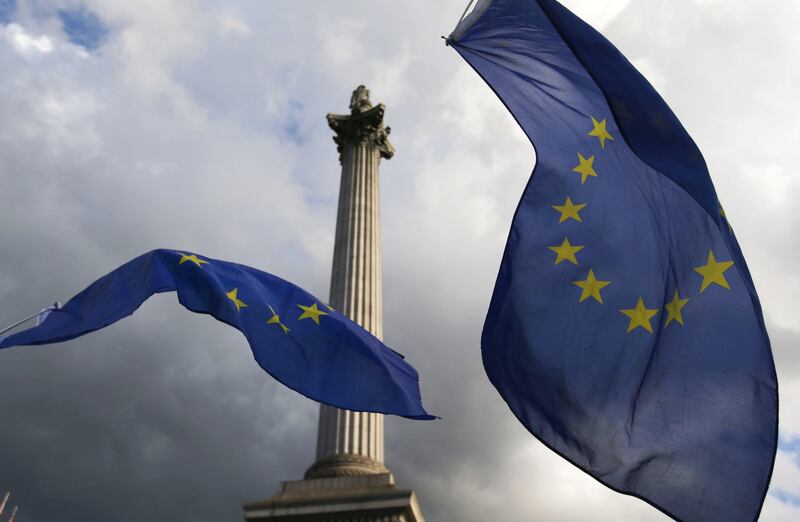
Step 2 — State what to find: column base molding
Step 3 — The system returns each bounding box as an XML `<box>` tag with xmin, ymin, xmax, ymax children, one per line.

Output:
<box><xmin>304</xmin><ymin>454</ymin><xmax>389</xmax><ymax>479</ymax></box>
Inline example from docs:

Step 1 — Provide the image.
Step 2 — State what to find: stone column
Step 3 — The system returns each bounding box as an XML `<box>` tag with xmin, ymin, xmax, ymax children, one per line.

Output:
<box><xmin>243</xmin><ymin>87</ymin><xmax>424</xmax><ymax>522</ymax></box>
<box><xmin>305</xmin><ymin>85</ymin><xmax>395</xmax><ymax>479</ymax></box>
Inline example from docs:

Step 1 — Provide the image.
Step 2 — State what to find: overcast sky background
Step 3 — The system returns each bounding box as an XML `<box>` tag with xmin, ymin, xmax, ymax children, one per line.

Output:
<box><xmin>0</xmin><ymin>0</ymin><xmax>798</xmax><ymax>520</ymax></box>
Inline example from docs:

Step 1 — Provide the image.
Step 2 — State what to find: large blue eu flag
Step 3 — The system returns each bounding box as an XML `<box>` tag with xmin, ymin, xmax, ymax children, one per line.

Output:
<box><xmin>0</xmin><ymin>249</ymin><xmax>434</xmax><ymax>420</ymax></box>
<box><xmin>449</xmin><ymin>1</ymin><xmax>777</xmax><ymax>520</ymax></box>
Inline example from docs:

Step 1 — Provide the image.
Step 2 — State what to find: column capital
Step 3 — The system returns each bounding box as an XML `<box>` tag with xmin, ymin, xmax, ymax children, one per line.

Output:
<box><xmin>327</xmin><ymin>85</ymin><xmax>395</xmax><ymax>163</ymax></box>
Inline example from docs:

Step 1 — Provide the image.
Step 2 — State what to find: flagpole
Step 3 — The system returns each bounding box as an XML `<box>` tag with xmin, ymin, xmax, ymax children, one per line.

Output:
<box><xmin>458</xmin><ymin>0</ymin><xmax>475</xmax><ymax>24</ymax></box>
<box><xmin>0</xmin><ymin>311</ymin><xmax>46</xmax><ymax>337</ymax></box>
<box><xmin>0</xmin><ymin>303</ymin><xmax>60</xmax><ymax>337</ymax></box>
<box><xmin>443</xmin><ymin>0</ymin><xmax>475</xmax><ymax>45</ymax></box>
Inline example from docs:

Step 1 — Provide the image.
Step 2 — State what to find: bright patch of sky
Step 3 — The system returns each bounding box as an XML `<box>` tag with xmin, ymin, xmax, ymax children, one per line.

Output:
<box><xmin>282</xmin><ymin>100</ymin><xmax>308</xmax><ymax>146</ymax></box>
<box><xmin>771</xmin><ymin>442</ymin><xmax>800</xmax><ymax>511</ymax></box>
<box><xmin>780</xmin><ymin>434</ymin><xmax>800</xmax><ymax>456</ymax></box>
<box><xmin>58</xmin><ymin>6</ymin><xmax>107</xmax><ymax>50</ymax></box>
<box><xmin>772</xmin><ymin>489</ymin><xmax>800</xmax><ymax>509</ymax></box>
<box><xmin>0</xmin><ymin>0</ymin><xmax>15</xmax><ymax>24</ymax></box>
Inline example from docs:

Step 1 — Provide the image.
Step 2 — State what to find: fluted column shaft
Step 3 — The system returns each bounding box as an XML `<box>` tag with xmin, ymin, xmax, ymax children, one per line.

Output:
<box><xmin>305</xmin><ymin>88</ymin><xmax>394</xmax><ymax>479</ymax></box>
<box><xmin>316</xmin><ymin>141</ymin><xmax>383</xmax><ymax>464</ymax></box>
<box><xmin>329</xmin><ymin>142</ymin><xmax>383</xmax><ymax>340</ymax></box>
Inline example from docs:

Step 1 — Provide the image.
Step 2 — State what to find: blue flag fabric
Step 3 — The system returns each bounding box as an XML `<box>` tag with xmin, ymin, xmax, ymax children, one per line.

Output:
<box><xmin>450</xmin><ymin>1</ymin><xmax>777</xmax><ymax>520</ymax></box>
<box><xmin>0</xmin><ymin>249</ymin><xmax>434</xmax><ymax>420</ymax></box>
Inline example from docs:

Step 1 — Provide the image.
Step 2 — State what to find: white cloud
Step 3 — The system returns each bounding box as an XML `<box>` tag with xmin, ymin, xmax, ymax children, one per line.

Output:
<box><xmin>561</xmin><ymin>0</ymin><xmax>632</xmax><ymax>29</ymax></box>
<box><xmin>3</xmin><ymin>22</ymin><xmax>54</xmax><ymax>55</ymax></box>
<box><xmin>216</xmin><ymin>12</ymin><xmax>251</xmax><ymax>38</ymax></box>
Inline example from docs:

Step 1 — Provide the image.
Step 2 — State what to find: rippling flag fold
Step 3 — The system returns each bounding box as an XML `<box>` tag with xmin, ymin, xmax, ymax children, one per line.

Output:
<box><xmin>449</xmin><ymin>0</ymin><xmax>777</xmax><ymax>520</ymax></box>
<box><xmin>0</xmin><ymin>249</ymin><xmax>434</xmax><ymax>420</ymax></box>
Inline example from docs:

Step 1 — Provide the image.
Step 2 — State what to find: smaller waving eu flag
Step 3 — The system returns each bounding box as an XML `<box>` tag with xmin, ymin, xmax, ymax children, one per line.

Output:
<box><xmin>0</xmin><ymin>249</ymin><xmax>434</xmax><ymax>420</ymax></box>
<box><xmin>450</xmin><ymin>0</ymin><xmax>777</xmax><ymax>521</ymax></box>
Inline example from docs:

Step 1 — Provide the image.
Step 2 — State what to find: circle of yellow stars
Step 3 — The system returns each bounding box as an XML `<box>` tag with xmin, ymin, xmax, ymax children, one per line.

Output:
<box><xmin>175</xmin><ymin>251</ymin><xmax>334</xmax><ymax>336</ymax></box>
<box><xmin>544</xmin><ymin>116</ymin><xmax>737</xmax><ymax>335</ymax></box>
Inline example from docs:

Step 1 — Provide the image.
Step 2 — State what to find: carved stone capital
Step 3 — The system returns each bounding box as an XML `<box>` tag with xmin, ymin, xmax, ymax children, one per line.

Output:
<box><xmin>327</xmin><ymin>86</ymin><xmax>395</xmax><ymax>164</ymax></box>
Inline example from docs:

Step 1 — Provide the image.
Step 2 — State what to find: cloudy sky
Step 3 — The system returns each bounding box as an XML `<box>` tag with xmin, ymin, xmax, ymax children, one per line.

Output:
<box><xmin>0</xmin><ymin>0</ymin><xmax>798</xmax><ymax>520</ymax></box>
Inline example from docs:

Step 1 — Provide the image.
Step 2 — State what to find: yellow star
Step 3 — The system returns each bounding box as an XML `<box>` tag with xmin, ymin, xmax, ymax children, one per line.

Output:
<box><xmin>719</xmin><ymin>205</ymin><xmax>733</xmax><ymax>233</ymax></box>
<box><xmin>620</xmin><ymin>297</ymin><xmax>660</xmax><ymax>334</ymax></box>
<box><xmin>177</xmin><ymin>252</ymin><xmax>208</xmax><ymax>267</ymax></box>
<box><xmin>588</xmin><ymin>116</ymin><xmax>614</xmax><ymax>149</ymax></box>
<box><xmin>664</xmin><ymin>290</ymin><xmax>689</xmax><ymax>327</ymax></box>
<box><xmin>552</xmin><ymin>197</ymin><xmax>587</xmax><ymax>223</ymax></box>
<box><xmin>297</xmin><ymin>302</ymin><xmax>329</xmax><ymax>325</ymax></box>
<box><xmin>694</xmin><ymin>250</ymin><xmax>734</xmax><ymax>292</ymax></box>
<box><xmin>573</xmin><ymin>269</ymin><xmax>610</xmax><ymax>304</ymax></box>
<box><xmin>548</xmin><ymin>238</ymin><xmax>584</xmax><ymax>266</ymax></box>
<box><xmin>572</xmin><ymin>153</ymin><xmax>598</xmax><ymax>185</ymax></box>
<box><xmin>226</xmin><ymin>288</ymin><xmax>248</xmax><ymax>312</ymax></box>
<box><xmin>267</xmin><ymin>305</ymin><xmax>290</xmax><ymax>334</ymax></box>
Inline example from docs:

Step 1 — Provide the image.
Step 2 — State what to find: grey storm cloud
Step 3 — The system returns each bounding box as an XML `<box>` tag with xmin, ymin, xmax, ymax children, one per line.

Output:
<box><xmin>0</xmin><ymin>1</ymin><xmax>798</xmax><ymax>521</ymax></box>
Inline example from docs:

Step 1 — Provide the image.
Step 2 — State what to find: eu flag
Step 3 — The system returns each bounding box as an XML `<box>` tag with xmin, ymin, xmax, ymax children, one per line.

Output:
<box><xmin>449</xmin><ymin>1</ymin><xmax>777</xmax><ymax>520</ymax></box>
<box><xmin>0</xmin><ymin>249</ymin><xmax>434</xmax><ymax>420</ymax></box>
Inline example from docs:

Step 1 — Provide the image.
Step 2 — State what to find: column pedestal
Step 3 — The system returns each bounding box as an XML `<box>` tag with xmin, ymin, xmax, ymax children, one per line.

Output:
<box><xmin>243</xmin><ymin>474</ymin><xmax>424</xmax><ymax>522</ymax></box>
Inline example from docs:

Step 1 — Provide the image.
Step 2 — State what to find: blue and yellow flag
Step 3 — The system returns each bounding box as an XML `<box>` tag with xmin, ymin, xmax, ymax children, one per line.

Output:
<box><xmin>450</xmin><ymin>1</ymin><xmax>777</xmax><ymax>520</ymax></box>
<box><xmin>0</xmin><ymin>249</ymin><xmax>434</xmax><ymax>420</ymax></box>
